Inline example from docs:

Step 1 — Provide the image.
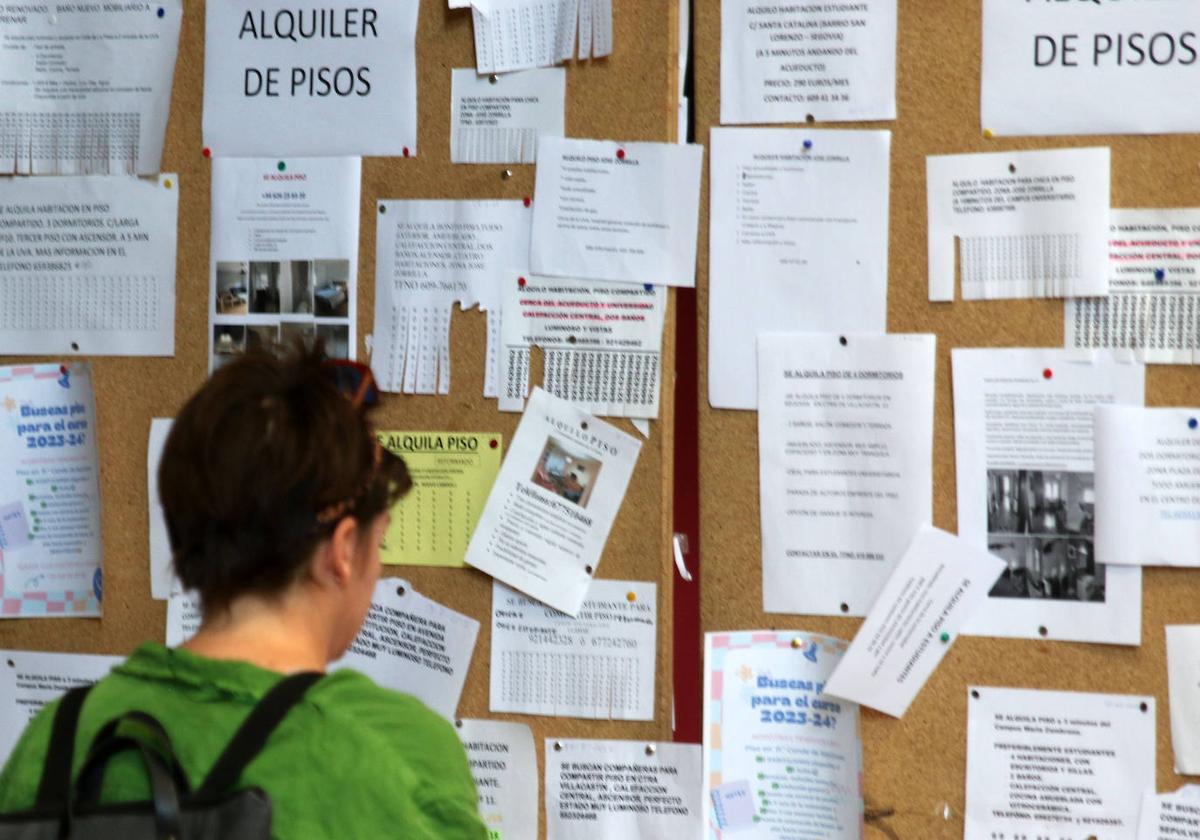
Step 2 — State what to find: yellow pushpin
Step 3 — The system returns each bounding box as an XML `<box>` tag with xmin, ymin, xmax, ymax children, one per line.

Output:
<box><xmin>626</xmin><ymin>591</ymin><xmax>637</xmax><ymax>603</ymax></box>
<box><xmin>982</xmin><ymin>128</ymin><xmax>994</xmax><ymax>140</ymax></box>
<box><xmin>790</xmin><ymin>638</ymin><xmax>803</xmax><ymax>649</ymax></box>
<box><xmin>163</xmin><ymin>178</ymin><xmax>174</xmax><ymax>189</ymax></box>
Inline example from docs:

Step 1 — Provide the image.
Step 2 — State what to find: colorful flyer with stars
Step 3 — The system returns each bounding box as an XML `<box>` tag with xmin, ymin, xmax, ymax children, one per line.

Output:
<box><xmin>0</xmin><ymin>363</ymin><xmax>102</xmax><ymax>618</ymax></box>
<box><xmin>376</xmin><ymin>431</ymin><xmax>502</xmax><ymax>568</ymax></box>
<box><xmin>702</xmin><ymin>631</ymin><xmax>863</xmax><ymax>839</ymax></box>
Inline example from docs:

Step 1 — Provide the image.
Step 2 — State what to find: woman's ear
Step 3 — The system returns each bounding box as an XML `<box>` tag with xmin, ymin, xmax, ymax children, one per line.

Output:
<box><xmin>311</xmin><ymin>517</ymin><xmax>360</xmax><ymax>589</ymax></box>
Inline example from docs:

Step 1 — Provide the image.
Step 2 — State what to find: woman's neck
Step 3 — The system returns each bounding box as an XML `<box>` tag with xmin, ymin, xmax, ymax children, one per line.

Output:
<box><xmin>181</xmin><ymin>593</ymin><xmax>332</xmax><ymax>674</ymax></box>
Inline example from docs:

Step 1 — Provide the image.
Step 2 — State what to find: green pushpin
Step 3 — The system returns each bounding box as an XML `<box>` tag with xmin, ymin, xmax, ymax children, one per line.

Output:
<box><xmin>277</xmin><ymin>161</ymin><xmax>287</xmax><ymax>172</ymax></box>
<box><xmin>25</xmin><ymin>479</ymin><xmax>31</xmax><ymax>485</ymax></box>
<box><xmin>940</xmin><ymin>632</ymin><xmax>951</xmax><ymax>644</ymax></box>
<box><xmin>755</xmin><ymin>755</ymin><xmax>764</xmax><ymax>763</ymax></box>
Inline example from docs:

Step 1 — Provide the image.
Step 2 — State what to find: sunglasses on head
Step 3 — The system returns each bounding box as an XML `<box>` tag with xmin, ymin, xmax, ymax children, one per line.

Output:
<box><xmin>322</xmin><ymin>359</ymin><xmax>379</xmax><ymax>409</ymax></box>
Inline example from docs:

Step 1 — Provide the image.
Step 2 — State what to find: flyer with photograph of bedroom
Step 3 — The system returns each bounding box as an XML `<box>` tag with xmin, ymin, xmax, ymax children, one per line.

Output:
<box><xmin>465</xmin><ymin>388</ymin><xmax>641</xmax><ymax>617</ymax></box>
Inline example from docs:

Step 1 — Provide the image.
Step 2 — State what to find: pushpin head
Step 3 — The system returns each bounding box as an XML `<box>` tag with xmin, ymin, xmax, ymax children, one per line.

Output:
<box><xmin>402</xmin><ymin>147</ymin><xmax>410</xmax><ymax>158</ymax></box>
<box><xmin>983</xmin><ymin>128</ymin><xmax>994</xmax><ymax>139</ymax></box>
<box><xmin>518</xmin><ymin>276</ymin><xmax>526</xmax><ymax>288</ymax></box>
<box><xmin>644</xmin><ymin>283</ymin><xmax>653</xmax><ymax>292</ymax></box>
<box><xmin>1190</xmin><ymin>418</ymin><xmax>1198</xmax><ymax>430</ymax></box>
<box><xmin>202</xmin><ymin>147</ymin><xmax>212</xmax><ymax>158</ymax></box>
<box><xmin>940</xmin><ymin>632</ymin><xmax>950</xmax><ymax>644</ymax></box>
<box><xmin>157</xmin><ymin>6</ymin><xmax>165</xmax><ymax>16</ymax></box>
<box><xmin>1043</xmin><ymin>368</ymin><xmax>1053</xmax><ymax>380</ymax></box>
<box><xmin>616</xmin><ymin>148</ymin><xmax>626</xmax><ymax>160</ymax></box>
<box><xmin>1155</xmin><ymin>268</ymin><xmax>1166</xmax><ymax>282</ymax></box>
<box><xmin>163</xmin><ymin>179</ymin><xmax>173</xmax><ymax>189</ymax></box>
<box><xmin>277</xmin><ymin>161</ymin><xmax>286</xmax><ymax>172</ymax></box>
<box><xmin>523</xmin><ymin>196</ymin><xmax>531</xmax><ymax>207</ymax></box>
<box><xmin>790</xmin><ymin>638</ymin><xmax>802</xmax><ymax>649</ymax></box>
<box><xmin>490</xmin><ymin>438</ymin><xmax>499</xmax><ymax>448</ymax></box>
<box><xmin>803</xmin><ymin>139</ymin><xmax>813</xmax><ymax>151</ymax></box>
<box><xmin>626</xmin><ymin>591</ymin><xmax>637</xmax><ymax>602</ymax></box>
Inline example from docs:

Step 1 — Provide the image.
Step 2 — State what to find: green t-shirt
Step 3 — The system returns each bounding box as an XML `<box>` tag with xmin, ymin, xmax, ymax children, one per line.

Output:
<box><xmin>0</xmin><ymin>643</ymin><xmax>488</xmax><ymax>840</ymax></box>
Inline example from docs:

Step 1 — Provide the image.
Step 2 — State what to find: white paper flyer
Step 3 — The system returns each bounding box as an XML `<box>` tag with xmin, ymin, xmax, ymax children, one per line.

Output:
<box><xmin>1066</xmin><ymin>209</ymin><xmax>1200</xmax><ymax>364</ymax></box>
<box><xmin>0</xmin><ymin>363</ymin><xmax>102</xmax><ymax>619</ymax></box>
<box><xmin>720</xmin><ymin>0</ymin><xmax>896</xmax><ymax>125</ymax></box>
<box><xmin>824</xmin><ymin>526</ymin><xmax>1005</xmax><ymax>718</ymax></box>
<box><xmin>371</xmin><ymin>199</ymin><xmax>530</xmax><ymax>397</ymax></box>
<box><xmin>490</xmin><ymin>579</ymin><xmax>656</xmax><ymax>720</ymax></box>
<box><xmin>965</xmin><ymin>686</ymin><xmax>1154</xmax><ymax>840</ymax></box>
<box><xmin>708</xmin><ymin>128</ymin><xmax>892</xmax><ymax>410</ymax></box>
<box><xmin>0</xmin><ymin>2</ymin><xmax>181</xmax><ymax>175</ymax></box>
<box><xmin>982</xmin><ymin>0</ymin><xmax>1200</xmax><ymax>137</ymax></box>
<box><xmin>758</xmin><ymin>332</ymin><xmax>935</xmax><ymax>617</ymax></box>
<box><xmin>953</xmin><ymin>349</ymin><xmax>1145</xmax><ymax>645</ymax></box>
<box><xmin>927</xmin><ymin>147</ymin><xmax>1110</xmax><ymax>301</ymax></box>
<box><xmin>450</xmin><ymin>68</ymin><xmax>565</xmax><ymax>164</ymax></box>
<box><xmin>203</xmin><ymin>1</ymin><xmax>419</xmax><ymax>157</ymax></box>
<box><xmin>454</xmin><ymin>719</ymin><xmax>538</xmax><ymax>840</ymax></box>
<box><xmin>209</xmin><ymin>157</ymin><xmax>359</xmax><ymax>371</ymax></box>
<box><xmin>703</xmin><ymin>631</ymin><xmax>862</xmax><ymax>840</ymax></box>
<box><xmin>465</xmin><ymin>388</ymin><xmax>641</xmax><ymax>616</ymax></box>
<box><xmin>499</xmin><ymin>274</ymin><xmax>667</xmax><ymax>418</ymax></box>
<box><xmin>546</xmin><ymin>739</ymin><xmax>702</xmax><ymax>839</ymax></box>
<box><xmin>0</xmin><ymin>175</ymin><xmax>179</xmax><ymax>357</ymax></box>
<box><xmin>531</xmin><ymin>137</ymin><xmax>703</xmax><ymax>288</ymax></box>
<box><xmin>1095</xmin><ymin>406</ymin><xmax>1200</xmax><ymax>568</ymax></box>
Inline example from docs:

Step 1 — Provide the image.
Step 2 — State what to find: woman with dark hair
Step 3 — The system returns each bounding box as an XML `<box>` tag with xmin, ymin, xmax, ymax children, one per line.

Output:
<box><xmin>0</xmin><ymin>346</ymin><xmax>488</xmax><ymax>839</ymax></box>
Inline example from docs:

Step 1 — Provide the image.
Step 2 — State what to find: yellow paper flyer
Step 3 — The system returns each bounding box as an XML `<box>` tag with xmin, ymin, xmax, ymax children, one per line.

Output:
<box><xmin>377</xmin><ymin>431</ymin><xmax>502</xmax><ymax>567</ymax></box>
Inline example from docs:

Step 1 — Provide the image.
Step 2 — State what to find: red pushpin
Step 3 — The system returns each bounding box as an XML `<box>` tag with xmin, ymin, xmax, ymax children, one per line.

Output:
<box><xmin>523</xmin><ymin>196</ymin><xmax>531</xmax><ymax>207</ymax></box>
<box><xmin>202</xmin><ymin>147</ymin><xmax>211</xmax><ymax>158</ymax></box>
<box><xmin>518</xmin><ymin>276</ymin><xmax>526</xmax><ymax>287</ymax></box>
<box><xmin>489</xmin><ymin>439</ymin><xmax>499</xmax><ymax>449</ymax></box>
<box><xmin>1043</xmin><ymin>368</ymin><xmax>1053</xmax><ymax>380</ymax></box>
<box><xmin>616</xmin><ymin>148</ymin><xmax>626</xmax><ymax>160</ymax></box>
<box><xmin>59</xmin><ymin>365</ymin><xmax>67</xmax><ymax>375</ymax></box>
<box><xmin>402</xmin><ymin>147</ymin><xmax>410</xmax><ymax>158</ymax></box>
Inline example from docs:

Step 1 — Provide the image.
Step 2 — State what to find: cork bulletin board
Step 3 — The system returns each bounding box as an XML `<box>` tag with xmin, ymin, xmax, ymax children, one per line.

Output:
<box><xmin>0</xmin><ymin>2</ymin><xmax>681</xmax><ymax>836</ymax></box>
<box><xmin>694</xmin><ymin>2</ymin><xmax>1200</xmax><ymax>838</ymax></box>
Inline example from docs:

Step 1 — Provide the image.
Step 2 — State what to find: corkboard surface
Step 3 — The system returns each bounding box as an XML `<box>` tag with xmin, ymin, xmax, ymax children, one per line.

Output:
<box><xmin>0</xmin><ymin>3</ymin><xmax>679</xmax><ymax>836</ymax></box>
<box><xmin>696</xmin><ymin>2</ymin><xmax>1200</xmax><ymax>837</ymax></box>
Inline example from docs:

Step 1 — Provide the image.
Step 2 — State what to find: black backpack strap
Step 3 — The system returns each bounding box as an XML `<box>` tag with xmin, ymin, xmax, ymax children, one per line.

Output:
<box><xmin>34</xmin><ymin>683</ymin><xmax>94</xmax><ymax>810</ymax></box>
<box><xmin>197</xmin><ymin>671</ymin><xmax>323</xmax><ymax>797</ymax></box>
<box><xmin>75</xmin><ymin>711</ymin><xmax>192</xmax><ymax>803</ymax></box>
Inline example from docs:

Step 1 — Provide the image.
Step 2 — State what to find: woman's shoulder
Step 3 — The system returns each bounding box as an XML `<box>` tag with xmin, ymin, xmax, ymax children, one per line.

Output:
<box><xmin>301</xmin><ymin>669</ymin><xmax>465</xmax><ymax>755</ymax></box>
<box><xmin>306</xmin><ymin>668</ymin><xmax>446</xmax><ymax>723</ymax></box>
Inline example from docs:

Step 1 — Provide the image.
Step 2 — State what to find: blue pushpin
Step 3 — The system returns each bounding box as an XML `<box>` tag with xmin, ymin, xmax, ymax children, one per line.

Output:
<box><xmin>803</xmin><ymin>139</ymin><xmax>814</xmax><ymax>151</ymax></box>
<box><xmin>1155</xmin><ymin>268</ymin><xmax>1166</xmax><ymax>282</ymax></box>
<box><xmin>1190</xmin><ymin>418</ymin><xmax>1198</xmax><ymax>430</ymax></box>
<box><xmin>644</xmin><ymin>283</ymin><xmax>653</xmax><ymax>292</ymax></box>
<box><xmin>157</xmin><ymin>6</ymin><xmax>165</xmax><ymax>16</ymax></box>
